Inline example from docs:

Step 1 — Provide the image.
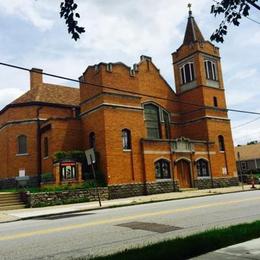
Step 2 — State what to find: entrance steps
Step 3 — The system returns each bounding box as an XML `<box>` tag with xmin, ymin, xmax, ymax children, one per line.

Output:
<box><xmin>0</xmin><ymin>192</ymin><xmax>26</xmax><ymax>210</ymax></box>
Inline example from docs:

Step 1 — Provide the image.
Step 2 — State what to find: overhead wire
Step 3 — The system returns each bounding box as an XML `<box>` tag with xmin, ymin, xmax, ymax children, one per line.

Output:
<box><xmin>1</xmin><ymin>61</ymin><xmax>260</xmax><ymax>117</ymax></box>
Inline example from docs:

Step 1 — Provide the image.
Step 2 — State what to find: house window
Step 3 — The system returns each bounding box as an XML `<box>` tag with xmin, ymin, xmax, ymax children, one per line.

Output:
<box><xmin>180</xmin><ymin>62</ymin><xmax>195</xmax><ymax>85</ymax></box>
<box><xmin>218</xmin><ymin>135</ymin><xmax>225</xmax><ymax>151</ymax></box>
<box><xmin>17</xmin><ymin>135</ymin><xmax>27</xmax><ymax>154</ymax></box>
<box><xmin>144</xmin><ymin>104</ymin><xmax>161</xmax><ymax>139</ymax></box>
<box><xmin>122</xmin><ymin>129</ymin><xmax>131</xmax><ymax>150</ymax></box>
<box><xmin>213</xmin><ymin>97</ymin><xmax>218</xmax><ymax>107</ymax></box>
<box><xmin>241</xmin><ymin>161</ymin><xmax>248</xmax><ymax>171</ymax></box>
<box><xmin>155</xmin><ymin>159</ymin><xmax>171</xmax><ymax>179</ymax></box>
<box><xmin>204</xmin><ymin>60</ymin><xmax>218</xmax><ymax>81</ymax></box>
<box><xmin>44</xmin><ymin>137</ymin><xmax>48</xmax><ymax>157</ymax></box>
<box><xmin>196</xmin><ymin>159</ymin><xmax>210</xmax><ymax>177</ymax></box>
<box><xmin>89</xmin><ymin>132</ymin><xmax>96</xmax><ymax>149</ymax></box>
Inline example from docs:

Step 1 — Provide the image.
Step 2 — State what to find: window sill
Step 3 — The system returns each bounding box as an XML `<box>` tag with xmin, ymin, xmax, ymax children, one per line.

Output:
<box><xmin>123</xmin><ymin>149</ymin><xmax>132</xmax><ymax>152</ymax></box>
<box><xmin>43</xmin><ymin>156</ymin><xmax>49</xmax><ymax>160</ymax></box>
<box><xmin>197</xmin><ymin>176</ymin><xmax>211</xmax><ymax>179</ymax></box>
<box><xmin>16</xmin><ymin>153</ymin><xmax>29</xmax><ymax>157</ymax></box>
<box><xmin>156</xmin><ymin>178</ymin><xmax>172</xmax><ymax>182</ymax></box>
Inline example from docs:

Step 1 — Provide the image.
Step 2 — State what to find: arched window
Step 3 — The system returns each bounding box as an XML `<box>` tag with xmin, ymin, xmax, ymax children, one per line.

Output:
<box><xmin>180</xmin><ymin>62</ymin><xmax>195</xmax><ymax>85</ymax></box>
<box><xmin>204</xmin><ymin>60</ymin><xmax>218</xmax><ymax>81</ymax></box>
<box><xmin>144</xmin><ymin>104</ymin><xmax>161</xmax><ymax>139</ymax></box>
<box><xmin>218</xmin><ymin>135</ymin><xmax>225</xmax><ymax>151</ymax></box>
<box><xmin>196</xmin><ymin>159</ymin><xmax>210</xmax><ymax>177</ymax></box>
<box><xmin>89</xmin><ymin>132</ymin><xmax>96</xmax><ymax>149</ymax></box>
<box><xmin>154</xmin><ymin>159</ymin><xmax>171</xmax><ymax>179</ymax></box>
<box><xmin>17</xmin><ymin>135</ymin><xmax>27</xmax><ymax>154</ymax></box>
<box><xmin>122</xmin><ymin>129</ymin><xmax>131</xmax><ymax>150</ymax></box>
<box><xmin>213</xmin><ymin>97</ymin><xmax>218</xmax><ymax>107</ymax></box>
<box><xmin>44</xmin><ymin>137</ymin><xmax>48</xmax><ymax>157</ymax></box>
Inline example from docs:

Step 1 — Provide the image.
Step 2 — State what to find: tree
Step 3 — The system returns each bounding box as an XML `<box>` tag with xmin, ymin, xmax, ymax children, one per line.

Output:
<box><xmin>247</xmin><ymin>140</ymin><xmax>259</xmax><ymax>145</ymax></box>
<box><xmin>211</xmin><ymin>0</ymin><xmax>260</xmax><ymax>43</ymax></box>
<box><xmin>60</xmin><ymin>0</ymin><xmax>85</xmax><ymax>41</ymax></box>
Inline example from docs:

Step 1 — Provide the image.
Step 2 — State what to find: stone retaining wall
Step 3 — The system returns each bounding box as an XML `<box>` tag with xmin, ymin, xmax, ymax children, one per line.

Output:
<box><xmin>108</xmin><ymin>181</ymin><xmax>179</xmax><ymax>199</ymax></box>
<box><xmin>194</xmin><ymin>177</ymin><xmax>239</xmax><ymax>189</ymax></box>
<box><xmin>26</xmin><ymin>187</ymin><xmax>109</xmax><ymax>207</ymax></box>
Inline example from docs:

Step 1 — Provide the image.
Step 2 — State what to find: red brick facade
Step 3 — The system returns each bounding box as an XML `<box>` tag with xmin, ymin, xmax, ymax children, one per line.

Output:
<box><xmin>0</xmin><ymin>14</ymin><xmax>238</xmax><ymax>191</ymax></box>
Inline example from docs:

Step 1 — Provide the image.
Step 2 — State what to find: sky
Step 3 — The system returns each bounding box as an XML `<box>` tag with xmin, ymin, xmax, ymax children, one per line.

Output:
<box><xmin>0</xmin><ymin>0</ymin><xmax>259</xmax><ymax>145</ymax></box>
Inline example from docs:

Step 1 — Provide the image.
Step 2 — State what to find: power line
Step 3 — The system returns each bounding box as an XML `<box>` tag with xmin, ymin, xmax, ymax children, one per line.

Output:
<box><xmin>232</xmin><ymin>116</ymin><xmax>260</xmax><ymax>129</ymax></box>
<box><xmin>1</xmin><ymin>61</ymin><xmax>260</xmax><ymax>116</ymax></box>
<box><xmin>246</xmin><ymin>16</ymin><xmax>260</xmax><ymax>25</ymax></box>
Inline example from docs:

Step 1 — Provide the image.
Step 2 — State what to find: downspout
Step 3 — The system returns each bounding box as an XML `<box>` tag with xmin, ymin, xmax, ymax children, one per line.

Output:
<box><xmin>167</xmin><ymin>124</ymin><xmax>176</xmax><ymax>191</ymax></box>
<box><xmin>36</xmin><ymin>106</ymin><xmax>43</xmax><ymax>186</ymax></box>
<box><xmin>207</xmin><ymin>140</ymin><xmax>214</xmax><ymax>188</ymax></box>
<box><xmin>140</xmin><ymin>139</ymin><xmax>147</xmax><ymax>195</ymax></box>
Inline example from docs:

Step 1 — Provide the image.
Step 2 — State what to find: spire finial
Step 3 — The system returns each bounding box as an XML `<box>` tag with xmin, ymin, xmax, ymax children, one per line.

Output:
<box><xmin>188</xmin><ymin>3</ymin><xmax>192</xmax><ymax>17</ymax></box>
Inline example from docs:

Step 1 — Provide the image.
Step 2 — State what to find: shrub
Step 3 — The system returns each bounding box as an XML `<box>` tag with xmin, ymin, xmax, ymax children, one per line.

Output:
<box><xmin>41</xmin><ymin>172</ymin><xmax>55</xmax><ymax>183</ymax></box>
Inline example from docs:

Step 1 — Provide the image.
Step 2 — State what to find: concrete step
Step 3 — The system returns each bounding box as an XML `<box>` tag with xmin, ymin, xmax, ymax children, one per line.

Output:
<box><xmin>0</xmin><ymin>195</ymin><xmax>20</xmax><ymax>201</ymax></box>
<box><xmin>0</xmin><ymin>193</ymin><xmax>20</xmax><ymax>198</ymax></box>
<box><xmin>0</xmin><ymin>192</ymin><xmax>26</xmax><ymax>210</ymax></box>
<box><xmin>0</xmin><ymin>201</ymin><xmax>24</xmax><ymax>206</ymax></box>
<box><xmin>0</xmin><ymin>204</ymin><xmax>26</xmax><ymax>211</ymax></box>
<box><xmin>0</xmin><ymin>198</ymin><xmax>22</xmax><ymax>204</ymax></box>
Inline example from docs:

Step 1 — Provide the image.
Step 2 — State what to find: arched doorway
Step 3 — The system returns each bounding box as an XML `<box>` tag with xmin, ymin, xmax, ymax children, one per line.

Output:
<box><xmin>176</xmin><ymin>159</ymin><xmax>192</xmax><ymax>188</ymax></box>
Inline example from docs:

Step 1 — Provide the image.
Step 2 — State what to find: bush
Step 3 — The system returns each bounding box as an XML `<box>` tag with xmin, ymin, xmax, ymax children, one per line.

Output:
<box><xmin>41</xmin><ymin>172</ymin><xmax>55</xmax><ymax>183</ymax></box>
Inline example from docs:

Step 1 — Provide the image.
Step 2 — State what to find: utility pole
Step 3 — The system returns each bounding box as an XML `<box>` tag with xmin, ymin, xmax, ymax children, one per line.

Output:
<box><xmin>237</xmin><ymin>152</ymin><xmax>244</xmax><ymax>191</ymax></box>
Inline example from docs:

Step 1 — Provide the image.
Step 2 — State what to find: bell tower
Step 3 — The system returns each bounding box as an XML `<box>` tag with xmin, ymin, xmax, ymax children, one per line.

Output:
<box><xmin>172</xmin><ymin>5</ymin><xmax>224</xmax><ymax>100</ymax></box>
<box><xmin>171</xmin><ymin>5</ymin><xmax>237</xmax><ymax>178</ymax></box>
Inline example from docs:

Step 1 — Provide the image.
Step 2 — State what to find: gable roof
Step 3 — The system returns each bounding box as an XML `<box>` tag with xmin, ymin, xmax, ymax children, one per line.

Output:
<box><xmin>235</xmin><ymin>143</ymin><xmax>260</xmax><ymax>161</ymax></box>
<box><xmin>183</xmin><ymin>13</ymin><xmax>205</xmax><ymax>45</ymax></box>
<box><xmin>12</xmin><ymin>83</ymin><xmax>80</xmax><ymax>106</ymax></box>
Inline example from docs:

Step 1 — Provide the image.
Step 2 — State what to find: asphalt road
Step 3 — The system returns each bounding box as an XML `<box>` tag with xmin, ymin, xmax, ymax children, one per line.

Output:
<box><xmin>0</xmin><ymin>190</ymin><xmax>260</xmax><ymax>260</ymax></box>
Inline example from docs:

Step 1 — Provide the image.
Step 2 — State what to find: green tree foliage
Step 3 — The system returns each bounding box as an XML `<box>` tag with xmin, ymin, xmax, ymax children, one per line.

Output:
<box><xmin>247</xmin><ymin>140</ymin><xmax>259</xmax><ymax>145</ymax></box>
<box><xmin>60</xmin><ymin>0</ymin><xmax>85</xmax><ymax>41</ymax></box>
<box><xmin>211</xmin><ymin>0</ymin><xmax>260</xmax><ymax>43</ymax></box>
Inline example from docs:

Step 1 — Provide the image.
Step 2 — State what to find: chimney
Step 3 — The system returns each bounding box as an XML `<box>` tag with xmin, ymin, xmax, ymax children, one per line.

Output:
<box><xmin>30</xmin><ymin>68</ymin><xmax>43</xmax><ymax>89</ymax></box>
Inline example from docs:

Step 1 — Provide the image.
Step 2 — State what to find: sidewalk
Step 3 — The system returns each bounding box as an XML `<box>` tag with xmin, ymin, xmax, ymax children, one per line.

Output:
<box><xmin>0</xmin><ymin>184</ymin><xmax>258</xmax><ymax>224</ymax></box>
<box><xmin>194</xmin><ymin>238</ymin><xmax>260</xmax><ymax>259</ymax></box>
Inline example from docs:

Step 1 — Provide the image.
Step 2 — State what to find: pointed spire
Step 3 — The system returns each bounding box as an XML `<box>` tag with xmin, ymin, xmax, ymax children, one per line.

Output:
<box><xmin>183</xmin><ymin>4</ymin><xmax>205</xmax><ymax>45</ymax></box>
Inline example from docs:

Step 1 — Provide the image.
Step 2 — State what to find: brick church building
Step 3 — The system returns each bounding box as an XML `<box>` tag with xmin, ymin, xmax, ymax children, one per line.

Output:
<box><xmin>0</xmin><ymin>11</ymin><xmax>238</xmax><ymax>195</ymax></box>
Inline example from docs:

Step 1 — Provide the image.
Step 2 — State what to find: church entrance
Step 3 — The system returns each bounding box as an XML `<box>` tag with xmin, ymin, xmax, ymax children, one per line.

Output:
<box><xmin>176</xmin><ymin>159</ymin><xmax>192</xmax><ymax>188</ymax></box>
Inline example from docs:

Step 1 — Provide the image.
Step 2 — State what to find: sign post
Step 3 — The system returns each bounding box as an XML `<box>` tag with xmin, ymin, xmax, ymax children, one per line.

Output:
<box><xmin>85</xmin><ymin>148</ymin><xmax>102</xmax><ymax>207</ymax></box>
<box><xmin>237</xmin><ymin>152</ymin><xmax>244</xmax><ymax>191</ymax></box>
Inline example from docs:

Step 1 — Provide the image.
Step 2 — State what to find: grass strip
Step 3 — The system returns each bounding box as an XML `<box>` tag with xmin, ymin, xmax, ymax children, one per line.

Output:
<box><xmin>90</xmin><ymin>220</ymin><xmax>260</xmax><ymax>260</ymax></box>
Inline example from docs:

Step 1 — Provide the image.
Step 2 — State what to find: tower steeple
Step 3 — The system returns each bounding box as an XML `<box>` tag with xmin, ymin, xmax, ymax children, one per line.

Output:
<box><xmin>172</xmin><ymin>5</ymin><xmax>224</xmax><ymax>95</ymax></box>
<box><xmin>183</xmin><ymin>4</ymin><xmax>205</xmax><ymax>45</ymax></box>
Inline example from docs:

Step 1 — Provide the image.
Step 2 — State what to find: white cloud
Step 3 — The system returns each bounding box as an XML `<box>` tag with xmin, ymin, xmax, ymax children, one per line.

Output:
<box><xmin>0</xmin><ymin>0</ymin><xmax>55</xmax><ymax>31</ymax></box>
<box><xmin>0</xmin><ymin>88</ymin><xmax>25</xmax><ymax>108</ymax></box>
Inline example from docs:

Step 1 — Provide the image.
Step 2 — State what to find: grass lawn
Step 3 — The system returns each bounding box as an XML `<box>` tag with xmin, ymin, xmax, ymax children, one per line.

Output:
<box><xmin>88</xmin><ymin>220</ymin><xmax>260</xmax><ymax>260</ymax></box>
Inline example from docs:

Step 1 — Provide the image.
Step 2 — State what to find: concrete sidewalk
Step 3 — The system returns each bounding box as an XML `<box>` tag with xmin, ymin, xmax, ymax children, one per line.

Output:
<box><xmin>194</xmin><ymin>238</ymin><xmax>260</xmax><ymax>259</ymax></box>
<box><xmin>0</xmin><ymin>184</ymin><xmax>258</xmax><ymax>223</ymax></box>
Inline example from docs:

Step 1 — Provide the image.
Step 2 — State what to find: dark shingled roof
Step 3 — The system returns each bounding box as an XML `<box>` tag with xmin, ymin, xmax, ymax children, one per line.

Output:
<box><xmin>12</xmin><ymin>83</ymin><xmax>80</xmax><ymax>106</ymax></box>
<box><xmin>183</xmin><ymin>13</ymin><xmax>205</xmax><ymax>45</ymax></box>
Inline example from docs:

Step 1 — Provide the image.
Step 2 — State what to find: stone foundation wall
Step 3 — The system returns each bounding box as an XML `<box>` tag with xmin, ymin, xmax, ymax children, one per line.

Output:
<box><xmin>146</xmin><ymin>180</ymin><xmax>179</xmax><ymax>195</ymax></box>
<box><xmin>194</xmin><ymin>177</ymin><xmax>239</xmax><ymax>189</ymax></box>
<box><xmin>108</xmin><ymin>184</ymin><xmax>145</xmax><ymax>199</ymax></box>
<box><xmin>26</xmin><ymin>187</ymin><xmax>109</xmax><ymax>207</ymax></box>
<box><xmin>0</xmin><ymin>176</ymin><xmax>38</xmax><ymax>190</ymax></box>
<box><xmin>108</xmin><ymin>181</ymin><xmax>179</xmax><ymax>199</ymax></box>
